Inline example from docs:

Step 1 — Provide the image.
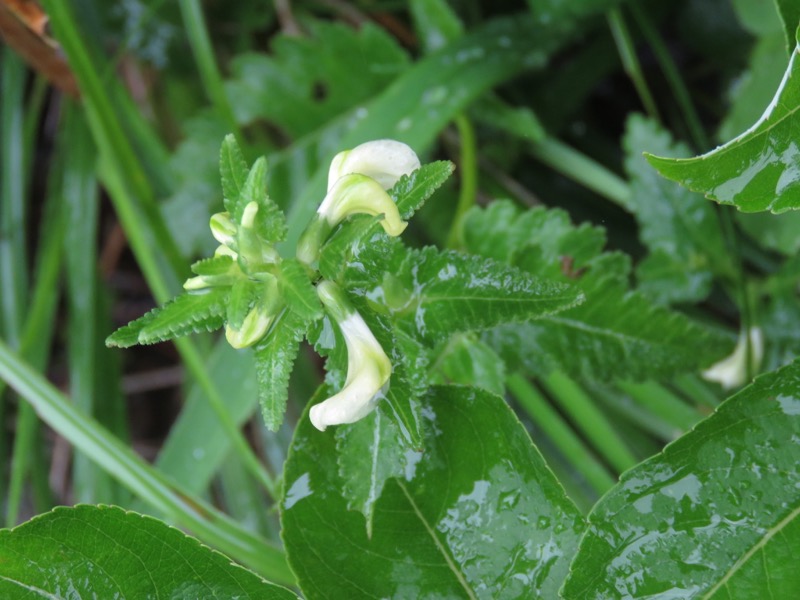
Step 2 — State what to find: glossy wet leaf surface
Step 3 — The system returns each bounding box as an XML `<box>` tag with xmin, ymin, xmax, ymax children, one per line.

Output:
<box><xmin>646</xmin><ymin>31</ymin><xmax>800</xmax><ymax>212</ymax></box>
<box><xmin>562</xmin><ymin>360</ymin><xmax>800</xmax><ymax>599</ymax></box>
<box><xmin>282</xmin><ymin>385</ymin><xmax>585</xmax><ymax>599</ymax></box>
<box><xmin>0</xmin><ymin>505</ymin><xmax>297</xmax><ymax>599</ymax></box>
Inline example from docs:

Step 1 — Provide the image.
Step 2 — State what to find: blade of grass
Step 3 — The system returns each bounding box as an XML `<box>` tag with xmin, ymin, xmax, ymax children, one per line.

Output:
<box><xmin>61</xmin><ymin>104</ymin><xmax>119</xmax><ymax>504</ymax></box>
<box><xmin>615</xmin><ymin>380</ymin><xmax>702</xmax><ymax>434</ymax></box>
<box><xmin>4</xmin><ymin>143</ymin><xmax>68</xmax><ymax>525</ymax></box>
<box><xmin>606</xmin><ymin>7</ymin><xmax>660</xmax><ymax>122</ymax></box>
<box><xmin>541</xmin><ymin>371</ymin><xmax>638</xmax><ymax>474</ymax></box>
<box><xmin>0</xmin><ymin>339</ymin><xmax>294</xmax><ymax>585</ymax></box>
<box><xmin>0</xmin><ymin>49</ymin><xmax>28</xmax><ymax>347</ymax></box>
<box><xmin>527</xmin><ymin>136</ymin><xmax>631</xmax><ymax>207</ymax></box>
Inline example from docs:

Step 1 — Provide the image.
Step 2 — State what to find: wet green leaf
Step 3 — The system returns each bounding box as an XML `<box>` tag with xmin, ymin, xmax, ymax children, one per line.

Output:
<box><xmin>776</xmin><ymin>0</ymin><xmax>800</xmax><ymax>51</ymax></box>
<box><xmin>391</xmin><ymin>247</ymin><xmax>583</xmax><ymax>344</ymax></box>
<box><xmin>282</xmin><ymin>385</ymin><xmax>585</xmax><ymax>599</ymax></box>
<box><xmin>645</xmin><ymin>31</ymin><xmax>800</xmax><ymax>212</ymax></box>
<box><xmin>464</xmin><ymin>202</ymin><xmax>730</xmax><ymax>380</ymax></box>
<box><xmin>562</xmin><ymin>360</ymin><xmax>800</xmax><ymax>599</ymax></box>
<box><xmin>623</xmin><ymin>115</ymin><xmax>730</xmax><ymax>303</ymax></box>
<box><xmin>0</xmin><ymin>505</ymin><xmax>297</xmax><ymax>598</ymax></box>
<box><xmin>106</xmin><ymin>289</ymin><xmax>228</xmax><ymax>347</ymax></box>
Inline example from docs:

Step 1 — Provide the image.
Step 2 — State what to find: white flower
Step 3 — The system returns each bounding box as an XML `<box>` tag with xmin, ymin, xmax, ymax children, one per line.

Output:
<box><xmin>310</xmin><ymin>282</ymin><xmax>393</xmax><ymax>431</ymax></box>
<box><xmin>702</xmin><ymin>327</ymin><xmax>764</xmax><ymax>389</ymax></box>
<box><xmin>225</xmin><ymin>306</ymin><xmax>275</xmax><ymax>349</ymax></box>
<box><xmin>316</xmin><ymin>174</ymin><xmax>408</xmax><ymax>237</ymax></box>
<box><xmin>327</xmin><ymin>139</ymin><xmax>420</xmax><ymax>192</ymax></box>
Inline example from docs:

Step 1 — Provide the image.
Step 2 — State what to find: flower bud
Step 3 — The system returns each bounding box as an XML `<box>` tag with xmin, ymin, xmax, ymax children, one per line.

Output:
<box><xmin>327</xmin><ymin>139</ymin><xmax>420</xmax><ymax>192</ymax></box>
<box><xmin>309</xmin><ymin>281</ymin><xmax>393</xmax><ymax>431</ymax></box>
<box><xmin>702</xmin><ymin>327</ymin><xmax>764</xmax><ymax>389</ymax></box>
<box><xmin>317</xmin><ymin>173</ymin><xmax>408</xmax><ymax>237</ymax></box>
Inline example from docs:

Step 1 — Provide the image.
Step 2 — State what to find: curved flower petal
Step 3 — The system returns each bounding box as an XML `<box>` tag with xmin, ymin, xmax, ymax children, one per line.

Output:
<box><xmin>327</xmin><ymin>139</ymin><xmax>420</xmax><ymax>192</ymax></box>
<box><xmin>310</xmin><ymin>283</ymin><xmax>393</xmax><ymax>431</ymax></box>
<box><xmin>317</xmin><ymin>173</ymin><xmax>408</xmax><ymax>237</ymax></box>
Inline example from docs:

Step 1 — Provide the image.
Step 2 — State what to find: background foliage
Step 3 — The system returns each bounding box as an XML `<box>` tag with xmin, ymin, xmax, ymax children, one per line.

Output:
<box><xmin>1</xmin><ymin>0</ymin><xmax>799</xmax><ymax>597</ymax></box>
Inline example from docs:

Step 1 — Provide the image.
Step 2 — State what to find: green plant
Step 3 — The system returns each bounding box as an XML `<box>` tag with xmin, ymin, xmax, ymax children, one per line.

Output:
<box><xmin>2</xmin><ymin>0</ymin><xmax>800</xmax><ymax>597</ymax></box>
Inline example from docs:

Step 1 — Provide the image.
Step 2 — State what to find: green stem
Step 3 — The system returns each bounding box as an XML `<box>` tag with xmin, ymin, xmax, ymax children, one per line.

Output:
<box><xmin>629</xmin><ymin>3</ymin><xmax>709</xmax><ymax>150</ymax></box>
<box><xmin>541</xmin><ymin>371</ymin><xmax>637</xmax><ymax>473</ymax></box>
<box><xmin>447</xmin><ymin>114</ymin><xmax>478</xmax><ymax>249</ymax></box>
<box><xmin>0</xmin><ymin>50</ymin><xmax>28</xmax><ymax>346</ymax></box>
<box><xmin>507</xmin><ymin>373</ymin><xmax>615</xmax><ymax>496</ymax></box>
<box><xmin>178</xmin><ymin>0</ymin><xmax>240</xmax><ymax>135</ymax></box>
<box><xmin>3</xmin><ymin>172</ymin><xmax>66</xmax><ymax>525</ymax></box>
<box><xmin>607</xmin><ymin>8</ymin><xmax>661</xmax><ymax>122</ymax></box>
<box><xmin>0</xmin><ymin>339</ymin><xmax>294</xmax><ymax>586</ymax></box>
<box><xmin>616</xmin><ymin>380</ymin><xmax>700</xmax><ymax>434</ymax></box>
<box><xmin>528</xmin><ymin>136</ymin><xmax>631</xmax><ymax>207</ymax></box>
<box><xmin>673</xmin><ymin>373</ymin><xmax>720</xmax><ymax>409</ymax></box>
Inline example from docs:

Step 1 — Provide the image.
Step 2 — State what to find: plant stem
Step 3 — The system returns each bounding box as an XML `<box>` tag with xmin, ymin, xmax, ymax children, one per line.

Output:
<box><xmin>446</xmin><ymin>114</ymin><xmax>478</xmax><ymax>249</ymax></box>
<box><xmin>541</xmin><ymin>371</ymin><xmax>637</xmax><ymax>474</ymax></box>
<box><xmin>178</xmin><ymin>0</ymin><xmax>240</xmax><ymax>135</ymax></box>
<box><xmin>616</xmin><ymin>380</ymin><xmax>701</xmax><ymax>434</ymax></box>
<box><xmin>528</xmin><ymin>136</ymin><xmax>631</xmax><ymax>207</ymax></box>
<box><xmin>673</xmin><ymin>373</ymin><xmax>720</xmax><ymax>409</ymax></box>
<box><xmin>507</xmin><ymin>373</ymin><xmax>615</xmax><ymax>496</ymax></box>
<box><xmin>607</xmin><ymin>7</ymin><xmax>661</xmax><ymax>122</ymax></box>
<box><xmin>629</xmin><ymin>3</ymin><xmax>709</xmax><ymax>150</ymax></box>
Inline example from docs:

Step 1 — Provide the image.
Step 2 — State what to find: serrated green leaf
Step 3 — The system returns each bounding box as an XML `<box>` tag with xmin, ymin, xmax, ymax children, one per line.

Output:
<box><xmin>237</xmin><ymin>156</ymin><xmax>268</xmax><ymax>221</ymax></box>
<box><xmin>279</xmin><ymin>258</ymin><xmax>322</xmax><ymax>322</ymax></box>
<box><xmin>623</xmin><ymin>115</ymin><xmax>730</xmax><ymax>303</ymax></box>
<box><xmin>220</xmin><ymin>133</ymin><xmax>249</xmax><ymax>214</ymax></box>
<box><xmin>254</xmin><ymin>309</ymin><xmax>306</xmax><ymax>431</ymax></box>
<box><xmin>391</xmin><ymin>246</ymin><xmax>583</xmax><ymax>344</ymax></box>
<box><xmin>488</xmin><ymin>254</ymin><xmax>731</xmax><ymax>381</ymax></box>
<box><xmin>393</xmin><ymin>160</ymin><xmax>455</xmax><ymax>221</ymax></box>
<box><xmin>645</xmin><ymin>30</ymin><xmax>800</xmax><ymax>212</ymax></box>
<box><xmin>106</xmin><ymin>289</ymin><xmax>228</xmax><ymax>347</ymax></box>
<box><xmin>283</xmin><ymin>385</ymin><xmax>585</xmax><ymax>599</ymax></box>
<box><xmin>431</xmin><ymin>333</ymin><xmax>506</xmax><ymax>397</ymax></box>
<box><xmin>562</xmin><ymin>360</ymin><xmax>800</xmax><ymax>599</ymax></box>
<box><xmin>464</xmin><ymin>202</ymin><xmax>730</xmax><ymax>380</ymax></box>
<box><xmin>191</xmin><ymin>255</ymin><xmax>235</xmax><ymax>276</ymax></box>
<box><xmin>0</xmin><ymin>505</ymin><xmax>297</xmax><ymax>598</ymax></box>
<box><xmin>410</xmin><ymin>0</ymin><xmax>464</xmax><ymax>53</ymax></box>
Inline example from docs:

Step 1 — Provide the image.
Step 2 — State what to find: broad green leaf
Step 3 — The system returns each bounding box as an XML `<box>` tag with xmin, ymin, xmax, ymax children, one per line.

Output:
<box><xmin>776</xmin><ymin>0</ymin><xmax>800</xmax><ymax>51</ymax></box>
<box><xmin>410</xmin><ymin>0</ymin><xmax>464</xmax><ymax>53</ymax></box>
<box><xmin>391</xmin><ymin>247</ymin><xmax>583</xmax><ymax>344</ymax></box>
<box><xmin>623</xmin><ymin>115</ymin><xmax>730</xmax><ymax>303</ymax></box>
<box><xmin>0</xmin><ymin>505</ymin><xmax>297</xmax><ymax>598</ymax></box>
<box><xmin>226</xmin><ymin>21</ymin><xmax>410</xmax><ymax>138</ymax></box>
<box><xmin>645</xmin><ymin>30</ymin><xmax>800</xmax><ymax>212</ymax></box>
<box><xmin>562</xmin><ymin>360</ymin><xmax>800</xmax><ymax>599</ymax></box>
<box><xmin>106</xmin><ymin>289</ymin><xmax>228</xmax><ymax>347</ymax></box>
<box><xmin>282</xmin><ymin>385</ymin><xmax>585</xmax><ymax>599</ymax></box>
<box><xmin>737</xmin><ymin>208</ymin><xmax>800</xmax><ymax>255</ymax></box>
<box><xmin>279</xmin><ymin>258</ymin><xmax>322</xmax><ymax>322</ymax></box>
<box><xmin>220</xmin><ymin>133</ymin><xmax>250</xmax><ymax>213</ymax></box>
<box><xmin>254</xmin><ymin>308</ymin><xmax>306</xmax><ymax>431</ymax></box>
<box><xmin>464</xmin><ymin>202</ymin><xmax>731</xmax><ymax>380</ymax></box>
<box><xmin>431</xmin><ymin>333</ymin><xmax>507</xmax><ymax>397</ymax></box>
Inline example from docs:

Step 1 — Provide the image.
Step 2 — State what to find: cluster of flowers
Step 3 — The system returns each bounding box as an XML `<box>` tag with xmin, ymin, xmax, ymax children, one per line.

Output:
<box><xmin>186</xmin><ymin>140</ymin><xmax>420</xmax><ymax>432</ymax></box>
